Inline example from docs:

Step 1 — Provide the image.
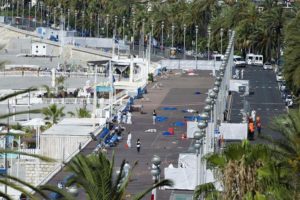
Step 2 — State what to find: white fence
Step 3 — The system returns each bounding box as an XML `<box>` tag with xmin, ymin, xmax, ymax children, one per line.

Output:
<box><xmin>160</xmin><ymin>59</ymin><xmax>222</xmax><ymax>71</ymax></box>
<box><xmin>19</xmin><ymin>148</ymin><xmax>40</xmax><ymax>160</ymax></box>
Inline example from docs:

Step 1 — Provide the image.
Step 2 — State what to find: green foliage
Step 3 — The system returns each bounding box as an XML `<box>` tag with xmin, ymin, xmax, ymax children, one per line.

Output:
<box><xmin>42</xmin><ymin>104</ymin><xmax>65</xmax><ymax>124</ymax></box>
<box><xmin>284</xmin><ymin>11</ymin><xmax>300</xmax><ymax>95</ymax></box>
<box><xmin>148</xmin><ymin>73</ymin><xmax>154</xmax><ymax>82</ymax></box>
<box><xmin>49</xmin><ymin>152</ymin><xmax>173</xmax><ymax>200</ymax></box>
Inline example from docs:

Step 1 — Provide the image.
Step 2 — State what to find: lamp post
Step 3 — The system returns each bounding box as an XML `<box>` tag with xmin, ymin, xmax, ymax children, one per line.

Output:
<box><xmin>171</xmin><ymin>24</ymin><xmax>175</xmax><ymax>48</ymax></box>
<box><xmin>17</xmin><ymin>0</ymin><xmax>19</xmax><ymax>20</ymax></box>
<box><xmin>183</xmin><ymin>24</ymin><xmax>186</xmax><ymax>60</ymax></box>
<box><xmin>40</xmin><ymin>2</ymin><xmax>43</xmax><ymax>26</ymax></box>
<box><xmin>208</xmin><ymin>26</ymin><xmax>211</xmax><ymax>61</ymax></box>
<box><xmin>161</xmin><ymin>21</ymin><xmax>164</xmax><ymax>53</ymax></box>
<box><xmin>67</xmin><ymin>9</ymin><xmax>70</xmax><ymax>30</ymax></box>
<box><xmin>114</xmin><ymin>15</ymin><xmax>117</xmax><ymax>33</ymax></box>
<box><xmin>82</xmin><ymin>12</ymin><xmax>85</xmax><ymax>37</ymax></box>
<box><xmin>28</xmin><ymin>2</ymin><xmax>31</xmax><ymax>28</ymax></box>
<box><xmin>97</xmin><ymin>14</ymin><xmax>100</xmax><ymax>37</ymax></box>
<box><xmin>90</xmin><ymin>14</ymin><xmax>93</xmax><ymax>37</ymax></box>
<box><xmin>132</xmin><ymin>19</ymin><xmax>136</xmax><ymax>51</ymax></box>
<box><xmin>195</xmin><ymin>25</ymin><xmax>199</xmax><ymax>69</ymax></box>
<box><xmin>74</xmin><ymin>10</ymin><xmax>77</xmax><ymax>31</ymax></box>
<box><xmin>220</xmin><ymin>28</ymin><xmax>224</xmax><ymax>55</ymax></box>
<box><xmin>106</xmin><ymin>14</ymin><xmax>109</xmax><ymax>38</ymax></box>
<box><xmin>122</xmin><ymin>16</ymin><xmax>125</xmax><ymax>40</ymax></box>
<box><xmin>142</xmin><ymin>18</ymin><xmax>145</xmax><ymax>58</ymax></box>
<box><xmin>22</xmin><ymin>0</ymin><xmax>24</xmax><ymax>26</ymax></box>
<box><xmin>151</xmin><ymin>19</ymin><xmax>154</xmax><ymax>39</ymax></box>
<box><xmin>151</xmin><ymin>155</ymin><xmax>161</xmax><ymax>200</ymax></box>
<box><xmin>34</xmin><ymin>2</ymin><xmax>37</xmax><ymax>28</ymax></box>
<box><xmin>11</xmin><ymin>0</ymin><xmax>14</xmax><ymax>25</ymax></box>
<box><xmin>197</xmin><ymin>121</ymin><xmax>207</xmax><ymax>185</ymax></box>
<box><xmin>53</xmin><ymin>7</ymin><xmax>56</xmax><ymax>28</ymax></box>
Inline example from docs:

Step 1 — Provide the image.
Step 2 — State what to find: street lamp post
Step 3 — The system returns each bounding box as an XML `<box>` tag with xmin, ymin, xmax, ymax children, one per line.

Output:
<box><xmin>161</xmin><ymin>21</ymin><xmax>164</xmax><ymax>54</ymax></box>
<box><xmin>151</xmin><ymin>155</ymin><xmax>161</xmax><ymax>200</ymax></box>
<box><xmin>171</xmin><ymin>24</ymin><xmax>175</xmax><ymax>48</ymax></box>
<box><xmin>40</xmin><ymin>2</ymin><xmax>43</xmax><ymax>26</ymax></box>
<box><xmin>74</xmin><ymin>10</ymin><xmax>77</xmax><ymax>31</ymax></box>
<box><xmin>28</xmin><ymin>2</ymin><xmax>31</xmax><ymax>28</ymax></box>
<box><xmin>195</xmin><ymin>25</ymin><xmax>199</xmax><ymax>69</ymax></box>
<box><xmin>220</xmin><ymin>28</ymin><xmax>224</xmax><ymax>54</ymax></box>
<box><xmin>11</xmin><ymin>0</ymin><xmax>14</xmax><ymax>25</ymax></box>
<box><xmin>114</xmin><ymin>15</ymin><xmax>117</xmax><ymax>33</ymax></box>
<box><xmin>183</xmin><ymin>24</ymin><xmax>186</xmax><ymax>60</ymax></box>
<box><xmin>67</xmin><ymin>9</ymin><xmax>70</xmax><ymax>30</ymax></box>
<box><xmin>122</xmin><ymin>16</ymin><xmax>125</xmax><ymax>40</ymax></box>
<box><xmin>22</xmin><ymin>0</ymin><xmax>24</xmax><ymax>26</ymax></box>
<box><xmin>53</xmin><ymin>7</ymin><xmax>56</xmax><ymax>28</ymax></box>
<box><xmin>34</xmin><ymin>2</ymin><xmax>37</xmax><ymax>28</ymax></box>
<box><xmin>132</xmin><ymin>19</ymin><xmax>136</xmax><ymax>51</ymax></box>
<box><xmin>82</xmin><ymin>12</ymin><xmax>85</xmax><ymax>37</ymax></box>
<box><xmin>151</xmin><ymin>19</ymin><xmax>154</xmax><ymax>39</ymax></box>
<box><xmin>208</xmin><ymin>26</ymin><xmax>211</xmax><ymax>61</ymax></box>
<box><xmin>97</xmin><ymin>14</ymin><xmax>100</xmax><ymax>37</ymax></box>
<box><xmin>106</xmin><ymin>14</ymin><xmax>109</xmax><ymax>38</ymax></box>
<box><xmin>90</xmin><ymin>14</ymin><xmax>93</xmax><ymax>37</ymax></box>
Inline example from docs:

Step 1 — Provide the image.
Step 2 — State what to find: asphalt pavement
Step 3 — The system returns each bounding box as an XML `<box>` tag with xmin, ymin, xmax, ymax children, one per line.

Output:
<box><xmin>229</xmin><ymin>65</ymin><xmax>286</xmax><ymax>141</ymax></box>
<box><xmin>45</xmin><ymin>70</ymin><xmax>214</xmax><ymax>199</ymax></box>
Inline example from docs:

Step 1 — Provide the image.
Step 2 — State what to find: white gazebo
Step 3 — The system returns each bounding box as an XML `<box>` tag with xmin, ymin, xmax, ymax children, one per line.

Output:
<box><xmin>21</xmin><ymin>118</ymin><xmax>45</xmax><ymax>149</ymax></box>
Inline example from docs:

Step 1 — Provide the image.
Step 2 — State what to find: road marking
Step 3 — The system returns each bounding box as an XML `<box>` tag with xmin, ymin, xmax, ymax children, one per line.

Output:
<box><xmin>257</xmin><ymin>108</ymin><xmax>262</xmax><ymax>110</ymax></box>
<box><xmin>268</xmin><ymin>86</ymin><xmax>272</xmax><ymax>88</ymax></box>
<box><xmin>262</xmin><ymin>86</ymin><xmax>265</xmax><ymax>88</ymax></box>
<box><xmin>266</xmin><ymin>108</ymin><xmax>270</xmax><ymax>111</ymax></box>
<box><xmin>274</xmin><ymin>109</ymin><xmax>278</xmax><ymax>111</ymax></box>
<box><xmin>255</xmin><ymin>86</ymin><xmax>259</xmax><ymax>88</ymax></box>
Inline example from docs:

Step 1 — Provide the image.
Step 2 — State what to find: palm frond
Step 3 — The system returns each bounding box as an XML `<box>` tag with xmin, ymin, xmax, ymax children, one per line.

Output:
<box><xmin>0</xmin><ymin>87</ymin><xmax>38</xmax><ymax>102</ymax></box>
<box><xmin>193</xmin><ymin>182</ymin><xmax>217</xmax><ymax>200</ymax></box>
<box><xmin>133</xmin><ymin>179</ymin><xmax>173</xmax><ymax>200</ymax></box>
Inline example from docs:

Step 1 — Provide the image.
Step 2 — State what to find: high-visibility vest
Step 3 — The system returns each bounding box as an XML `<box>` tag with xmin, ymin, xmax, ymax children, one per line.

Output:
<box><xmin>249</xmin><ymin>123</ymin><xmax>255</xmax><ymax>132</ymax></box>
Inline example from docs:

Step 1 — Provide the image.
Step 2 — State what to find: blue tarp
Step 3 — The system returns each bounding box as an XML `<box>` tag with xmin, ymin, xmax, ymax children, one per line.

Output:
<box><xmin>161</xmin><ymin>107</ymin><xmax>177</xmax><ymax>111</ymax></box>
<box><xmin>174</xmin><ymin>121</ymin><xmax>185</xmax><ymax>127</ymax></box>
<box><xmin>184</xmin><ymin>116</ymin><xmax>202</xmax><ymax>121</ymax></box>
<box><xmin>156</xmin><ymin>116</ymin><xmax>168</xmax><ymax>122</ymax></box>
<box><xmin>162</xmin><ymin>131</ymin><xmax>172</xmax><ymax>136</ymax></box>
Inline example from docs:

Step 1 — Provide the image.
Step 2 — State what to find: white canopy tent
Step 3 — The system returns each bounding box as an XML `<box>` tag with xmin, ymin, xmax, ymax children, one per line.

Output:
<box><xmin>21</xmin><ymin>118</ymin><xmax>45</xmax><ymax>149</ymax></box>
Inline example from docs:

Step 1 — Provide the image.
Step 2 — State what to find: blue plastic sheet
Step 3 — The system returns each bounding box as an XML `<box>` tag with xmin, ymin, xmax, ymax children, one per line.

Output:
<box><xmin>174</xmin><ymin>121</ymin><xmax>185</xmax><ymax>127</ymax></box>
<box><xmin>162</xmin><ymin>131</ymin><xmax>172</xmax><ymax>136</ymax></box>
<box><xmin>156</xmin><ymin>116</ymin><xmax>168</xmax><ymax>122</ymax></box>
<box><xmin>161</xmin><ymin>107</ymin><xmax>177</xmax><ymax>111</ymax></box>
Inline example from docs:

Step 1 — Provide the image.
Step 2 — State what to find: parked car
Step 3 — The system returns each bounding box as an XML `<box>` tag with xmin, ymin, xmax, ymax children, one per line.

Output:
<box><xmin>234</xmin><ymin>55</ymin><xmax>246</xmax><ymax>67</ymax></box>
<box><xmin>263</xmin><ymin>62</ymin><xmax>273</xmax><ymax>70</ymax></box>
<box><xmin>279</xmin><ymin>81</ymin><xmax>286</xmax><ymax>92</ymax></box>
<box><xmin>276</xmin><ymin>72</ymin><xmax>284</xmax><ymax>82</ymax></box>
<box><xmin>285</xmin><ymin>95</ymin><xmax>293</xmax><ymax>107</ymax></box>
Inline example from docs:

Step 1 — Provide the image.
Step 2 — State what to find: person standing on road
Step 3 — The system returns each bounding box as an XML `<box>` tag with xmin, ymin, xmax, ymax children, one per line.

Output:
<box><xmin>127</xmin><ymin>132</ymin><xmax>132</xmax><ymax>148</ymax></box>
<box><xmin>152</xmin><ymin>110</ymin><xmax>157</xmax><ymax>125</ymax></box>
<box><xmin>117</xmin><ymin>110</ymin><xmax>122</xmax><ymax>124</ymax></box>
<box><xmin>241</xmin><ymin>69</ymin><xmax>244</xmax><ymax>79</ymax></box>
<box><xmin>122</xmin><ymin>111</ymin><xmax>127</xmax><ymax>123</ymax></box>
<box><xmin>256</xmin><ymin>116</ymin><xmax>262</xmax><ymax>136</ymax></box>
<box><xmin>136</xmin><ymin>138</ymin><xmax>141</xmax><ymax>153</ymax></box>
<box><xmin>124</xmin><ymin>161</ymin><xmax>131</xmax><ymax>177</ymax></box>
<box><xmin>127</xmin><ymin>111</ymin><xmax>132</xmax><ymax>124</ymax></box>
<box><xmin>251</xmin><ymin>110</ymin><xmax>256</xmax><ymax>123</ymax></box>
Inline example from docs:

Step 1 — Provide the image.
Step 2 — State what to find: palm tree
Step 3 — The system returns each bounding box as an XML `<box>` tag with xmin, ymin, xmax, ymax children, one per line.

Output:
<box><xmin>194</xmin><ymin>140</ymin><xmax>293</xmax><ymax>200</ymax></box>
<box><xmin>284</xmin><ymin>10</ymin><xmax>300</xmax><ymax>95</ymax></box>
<box><xmin>53</xmin><ymin>152</ymin><xmax>173</xmax><ymax>200</ymax></box>
<box><xmin>0</xmin><ymin>88</ymin><xmax>70</xmax><ymax>199</ymax></box>
<box><xmin>42</xmin><ymin>104</ymin><xmax>65</xmax><ymax>124</ymax></box>
<box><xmin>67</xmin><ymin>107</ymin><xmax>91</xmax><ymax>118</ymax></box>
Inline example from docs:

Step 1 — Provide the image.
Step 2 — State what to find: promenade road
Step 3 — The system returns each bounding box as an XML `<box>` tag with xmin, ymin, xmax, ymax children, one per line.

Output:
<box><xmin>46</xmin><ymin>69</ymin><xmax>214</xmax><ymax>199</ymax></box>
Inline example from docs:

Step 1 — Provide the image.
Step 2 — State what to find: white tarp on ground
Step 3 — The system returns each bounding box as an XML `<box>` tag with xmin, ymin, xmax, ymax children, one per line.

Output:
<box><xmin>219</xmin><ymin>122</ymin><xmax>247</xmax><ymax>140</ymax></box>
<box><xmin>186</xmin><ymin>121</ymin><xmax>200</xmax><ymax>138</ymax></box>
<box><xmin>160</xmin><ymin>60</ymin><xmax>222</xmax><ymax>71</ymax></box>
<box><xmin>165</xmin><ymin>153</ymin><xmax>216</xmax><ymax>190</ymax></box>
<box><xmin>229</xmin><ymin>79</ymin><xmax>249</xmax><ymax>95</ymax></box>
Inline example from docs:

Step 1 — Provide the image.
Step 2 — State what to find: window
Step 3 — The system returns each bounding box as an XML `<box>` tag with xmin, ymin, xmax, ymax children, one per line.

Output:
<box><xmin>43</xmin><ymin>46</ymin><xmax>45</xmax><ymax>48</ymax></box>
<box><xmin>36</xmin><ymin>46</ymin><xmax>38</xmax><ymax>48</ymax></box>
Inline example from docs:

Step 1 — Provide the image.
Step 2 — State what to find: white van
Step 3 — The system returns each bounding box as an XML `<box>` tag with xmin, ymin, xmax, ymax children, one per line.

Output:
<box><xmin>246</xmin><ymin>53</ymin><xmax>255</xmax><ymax>65</ymax></box>
<box><xmin>253</xmin><ymin>55</ymin><xmax>263</xmax><ymax>66</ymax></box>
<box><xmin>246</xmin><ymin>54</ymin><xmax>263</xmax><ymax>66</ymax></box>
<box><xmin>233</xmin><ymin>55</ymin><xmax>246</xmax><ymax>67</ymax></box>
<box><xmin>213</xmin><ymin>54</ymin><xmax>224</xmax><ymax>61</ymax></box>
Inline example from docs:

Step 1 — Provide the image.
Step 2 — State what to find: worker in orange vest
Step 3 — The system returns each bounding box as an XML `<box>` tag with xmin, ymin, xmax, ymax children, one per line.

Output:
<box><xmin>248</xmin><ymin>122</ymin><xmax>255</xmax><ymax>140</ymax></box>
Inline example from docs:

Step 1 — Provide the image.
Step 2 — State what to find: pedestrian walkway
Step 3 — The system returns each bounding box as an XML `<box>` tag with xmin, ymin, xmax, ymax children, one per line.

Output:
<box><xmin>45</xmin><ymin>69</ymin><xmax>215</xmax><ymax>199</ymax></box>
